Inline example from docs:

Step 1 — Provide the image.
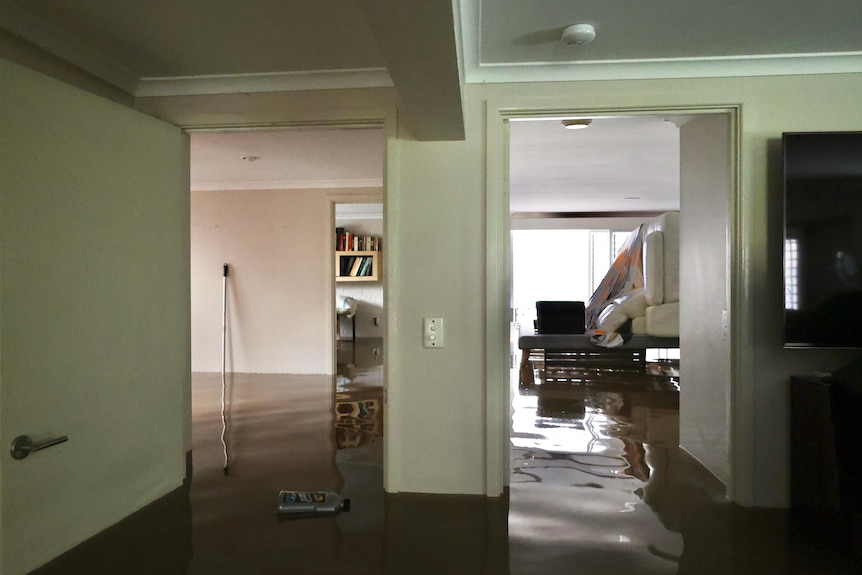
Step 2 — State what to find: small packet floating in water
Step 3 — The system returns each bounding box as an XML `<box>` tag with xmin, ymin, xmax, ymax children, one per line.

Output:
<box><xmin>277</xmin><ymin>490</ymin><xmax>351</xmax><ymax>518</ymax></box>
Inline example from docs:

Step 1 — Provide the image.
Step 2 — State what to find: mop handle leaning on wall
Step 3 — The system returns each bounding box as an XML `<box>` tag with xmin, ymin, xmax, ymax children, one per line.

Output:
<box><xmin>221</xmin><ymin>263</ymin><xmax>230</xmax><ymax>475</ymax></box>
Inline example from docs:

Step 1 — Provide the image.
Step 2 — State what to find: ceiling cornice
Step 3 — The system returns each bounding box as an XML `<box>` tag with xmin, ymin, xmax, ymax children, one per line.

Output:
<box><xmin>191</xmin><ymin>178</ymin><xmax>384</xmax><ymax>193</ymax></box>
<box><xmin>0</xmin><ymin>0</ymin><xmax>395</xmax><ymax>98</ymax></box>
<box><xmin>0</xmin><ymin>0</ymin><xmax>465</xmax><ymax>140</ymax></box>
<box><xmin>135</xmin><ymin>69</ymin><xmax>393</xmax><ymax>98</ymax></box>
<box><xmin>466</xmin><ymin>52</ymin><xmax>862</xmax><ymax>84</ymax></box>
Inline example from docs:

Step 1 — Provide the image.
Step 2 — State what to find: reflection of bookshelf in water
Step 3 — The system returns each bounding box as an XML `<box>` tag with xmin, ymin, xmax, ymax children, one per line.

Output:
<box><xmin>335</xmin><ymin>228</ymin><xmax>382</xmax><ymax>282</ymax></box>
<box><xmin>335</xmin><ymin>395</ymin><xmax>382</xmax><ymax>449</ymax></box>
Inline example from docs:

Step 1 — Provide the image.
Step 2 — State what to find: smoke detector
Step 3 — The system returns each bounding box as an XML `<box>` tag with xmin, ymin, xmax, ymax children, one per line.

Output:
<box><xmin>561</xmin><ymin>23</ymin><xmax>596</xmax><ymax>46</ymax></box>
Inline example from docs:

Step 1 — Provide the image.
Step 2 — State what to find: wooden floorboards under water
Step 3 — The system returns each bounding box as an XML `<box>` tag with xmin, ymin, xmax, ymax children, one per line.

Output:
<box><xmin>32</xmin><ymin>343</ymin><xmax>858</xmax><ymax>574</ymax></box>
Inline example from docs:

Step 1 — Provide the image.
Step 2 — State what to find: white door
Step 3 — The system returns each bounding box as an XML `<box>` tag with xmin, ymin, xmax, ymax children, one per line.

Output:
<box><xmin>0</xmin><ymin>59</ymin><xmax>190</xmax><ymax>574</ymax></box>
<box><xmin>678</xmin><ymin>113</ymin><xmax>733</xmax><ymax>485</ymax></box>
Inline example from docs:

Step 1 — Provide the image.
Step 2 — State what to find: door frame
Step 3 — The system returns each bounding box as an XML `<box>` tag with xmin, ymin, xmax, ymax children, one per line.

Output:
<box><xmin>183</xmin><ymin>117</ymin><xmax>395</xmax><ymax>489</ymax></box>
<box><xmin>484</xmin><ymin>103</ymin><xmax>748</xmax><ymax>502</ymax></box>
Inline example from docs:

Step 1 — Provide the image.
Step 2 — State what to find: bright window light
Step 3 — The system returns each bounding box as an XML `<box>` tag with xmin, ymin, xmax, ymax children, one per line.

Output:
<box><xmin>785</xmin><ymin>238</ymin><xmax>799</xmax><ymax>310</ymax></box>
<box><xmin>511</xmin><ymin>228</ymin><xmax>635</xmax><ymax>334</ymax></box>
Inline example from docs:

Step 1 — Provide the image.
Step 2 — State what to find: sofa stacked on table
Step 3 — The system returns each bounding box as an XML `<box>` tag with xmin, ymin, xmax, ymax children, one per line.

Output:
<box><xmin>518</xmin><ymin>211</ymin><xmax>680</xmax><ymax>384</ymax></box>
<box><xmin>596</xmin><ymin>211</ymin><xmax>680</xmax><ymax>339</ymax></box>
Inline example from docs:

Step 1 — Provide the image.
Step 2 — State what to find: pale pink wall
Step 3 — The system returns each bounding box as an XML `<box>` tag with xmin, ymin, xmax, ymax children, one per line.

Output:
<box><xmin>191</xmin><ymin>188</ymin><xmax>339</xmax><ymax>373</ymax></box>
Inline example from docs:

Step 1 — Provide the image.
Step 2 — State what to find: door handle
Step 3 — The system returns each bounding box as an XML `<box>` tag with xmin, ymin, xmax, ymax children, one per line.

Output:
<box><xmin>10</xmin><ymin>434</ymin><xmax>68</xmax><ymax>460</ymax></box>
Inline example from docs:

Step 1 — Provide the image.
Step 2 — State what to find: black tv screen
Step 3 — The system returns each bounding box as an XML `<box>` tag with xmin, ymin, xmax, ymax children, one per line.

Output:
<box><xmin>783</xmin><ymin>131</ymin><xmax>862</xmax><ymax>348</ymax></box>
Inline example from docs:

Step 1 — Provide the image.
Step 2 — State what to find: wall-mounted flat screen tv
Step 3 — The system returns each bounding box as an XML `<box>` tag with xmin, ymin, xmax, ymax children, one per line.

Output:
<box><xmin>783</xmin><ymin>131</ymin><xmax>862</xmax><ymax>348</ymax></box>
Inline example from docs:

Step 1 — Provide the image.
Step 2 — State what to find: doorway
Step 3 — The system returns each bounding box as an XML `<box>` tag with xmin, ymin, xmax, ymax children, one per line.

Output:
<box><xmin>332</xmin><ymin>199</ymin><xmax>386</xmax><ymax>457</ymax></box>
<box><xmin>485</xmin><ymin>107</ymin><xmax>738</xmax><ymax>500</ymax></box>
<box><xmin>505</xmin><ymin>115</ymin><xmax>687</xmax><ymax>568</ymax></box>
<box><xmin>187</xmin><ymin>128</ymin><xmax>386</xmax><ymax>461</ymax></box>
<box><xmin>333</xmin><ymin>201</ymin><xmax>385</xmax><ymax>373</ymax></box>
<box><xmin>183</xmin><ymin>126</ymin><xmax>388</xmax><ymax>569</ymax></box>
<box><xmin>188</xmin><ymin>127</ymin><xmax>385</xmax><ymax>376</ymax></box>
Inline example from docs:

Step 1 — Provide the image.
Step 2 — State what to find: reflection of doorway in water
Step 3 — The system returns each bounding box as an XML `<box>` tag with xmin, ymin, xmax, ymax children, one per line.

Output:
<box><xmin>508</xmin><ymin>376</ymin><xmax>685</xmax><ymax>571</ymax></box>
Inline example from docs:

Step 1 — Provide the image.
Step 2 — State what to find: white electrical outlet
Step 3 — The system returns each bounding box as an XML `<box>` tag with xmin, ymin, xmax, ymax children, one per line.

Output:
<box><xmin>423</xmin><ymin>317</ymin><xmax>445</xmax><ymax>348</ymax></box>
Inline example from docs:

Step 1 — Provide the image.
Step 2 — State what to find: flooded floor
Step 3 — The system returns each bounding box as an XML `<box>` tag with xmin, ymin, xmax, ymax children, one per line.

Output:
<box><xmin>511</xmin><ymin>362</ymin><xmax>858</xmax><ymax>574</ymax></box>
<box><xmin>510</xmin><ymin>370</ymin><xmax>686</xmax><ymax>574</ymax></box>
<box><xmin>33</xmin><ymin>342</ymin><xmax>858</xmax><ymax>574</ymax></box>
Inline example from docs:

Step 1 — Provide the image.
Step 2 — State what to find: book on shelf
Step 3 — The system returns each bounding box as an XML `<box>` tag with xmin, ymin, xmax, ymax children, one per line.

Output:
<box><xmin>335</xmin><ymin>230</ymin><xmax>382</xmax><ymax>253</ymax></box>
<box><xmin>349</xmin><ymin>257</ymin><xmax>364</xmax><ymax>277</ymax></box>
<box><xmin>358</xmin><ymin>257</ymin><xmax>372</xmax><ymax>276</ymax></box>
<box><xmin>340</xmin><ymin>256</ymin><xmax>355</xmax><ymax>276</ymax></box>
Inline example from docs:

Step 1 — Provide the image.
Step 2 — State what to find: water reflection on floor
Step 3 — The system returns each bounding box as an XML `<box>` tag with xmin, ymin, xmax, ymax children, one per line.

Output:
<box><xmin>509</xmin><ymin>362</ymin><xmax>859</xmax><ymax>575</ymax></box>
<box><xmin>32</xmin><ymin>345</ymin><xmax>860</xmax><ymax>574</ymax></box>
<box><xmin>509</xmin><ymin>368</ymin><xmax>686</xmax><ymax>574</ymax></box>
<box><xmin>184</xmin><ymin>339</ymin><xmax>388</xmax><ymax>575</ymax></box>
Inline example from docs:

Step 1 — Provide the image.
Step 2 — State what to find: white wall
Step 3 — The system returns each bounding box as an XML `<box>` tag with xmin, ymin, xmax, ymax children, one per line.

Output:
<box><xmin>386</xmin><ymin>131</ymin><xmax>489</xmax><ymax>494</ymax></box>
<box><xmin>335</xmin><ymin>215</ymin><xmax>384</xmax><ymax>339</ymax></box>
<box><xmin>1</xmin><ymin>57</ymin><xmax>189</xmax><ymax>575</ymax></box>
<box><xmin>480</xmin><ymin>77</ymin><xmax>862</xmax><ymax>506</ymax></box>
<box><xmin>191</xmin><ymin>188</ymin><xmax>334</xmax><ymax>374</ymax></box>
<box><xmin>679</xmin><ymin>114</ymin><xmax>732</xmax><ymax>484</ymax></box>
<box><xmin>141</xmin><ymin>72</ymin><xmax>862</xmax><ymax>506</ymax></box>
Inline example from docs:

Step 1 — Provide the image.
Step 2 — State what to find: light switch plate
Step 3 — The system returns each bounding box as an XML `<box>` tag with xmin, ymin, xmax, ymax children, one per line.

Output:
<box><xmin>424</xmin><ymin>317</ymin><xmax>444</xmax><ymax>348</ymax></box>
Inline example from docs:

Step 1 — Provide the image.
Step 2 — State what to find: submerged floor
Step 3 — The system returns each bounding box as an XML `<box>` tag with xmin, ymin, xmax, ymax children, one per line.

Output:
<box><xmin>33</xmin><ymin>341</ymin><xmax>858</xmax><ymax>574</ymax></box>
<box><xmin>510</xmin><ymin>370</ymin><xmax>688</xmax><ymax>574</ymax></box>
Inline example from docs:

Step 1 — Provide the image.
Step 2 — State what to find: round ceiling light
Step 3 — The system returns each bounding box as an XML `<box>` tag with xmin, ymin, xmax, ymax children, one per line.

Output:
<box><xmin>561</xmin><ymin>23</ymin><xmax>596</xmax><ymax>46</ymax></box>
<box><xmin>561</xmin><ymin>119</ymin><xmax>592</xmax><ymax>130</ymax></box>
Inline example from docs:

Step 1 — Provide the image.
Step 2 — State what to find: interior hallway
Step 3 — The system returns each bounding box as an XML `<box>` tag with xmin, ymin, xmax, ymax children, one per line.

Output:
<box><xmin>31</xmin><ymin>341</ymin><xmax>857</xmax><ymax>574</ymax></box>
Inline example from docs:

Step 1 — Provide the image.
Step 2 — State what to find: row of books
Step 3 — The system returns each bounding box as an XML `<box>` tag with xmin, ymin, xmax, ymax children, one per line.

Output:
<box><xmin>339</xmin><ymin>255</ymin><xmax>374</xmax><ymax>277</ymax></box>
<box><xmin>336</xmin><ymin>228</ymin><xmax>381</xmax><ymax>252</ymax></box>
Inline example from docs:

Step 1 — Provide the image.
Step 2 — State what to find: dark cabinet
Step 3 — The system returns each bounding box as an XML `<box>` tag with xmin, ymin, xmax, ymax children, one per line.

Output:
<box><xmin>791</xmin><ymin>373</ymin><xmax>862</xmax><ymax>549</ymax></box>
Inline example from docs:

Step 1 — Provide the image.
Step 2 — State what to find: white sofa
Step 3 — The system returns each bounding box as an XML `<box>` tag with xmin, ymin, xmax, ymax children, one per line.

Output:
<box><xmin>633</xmin><ymin>211</ymin><xmax>680</xmax><ymax>337</ymax></box>
<box><xmin>596</xmin><ymin>211</ymin><xmax>680</xmax><ymax>339</ymax></box>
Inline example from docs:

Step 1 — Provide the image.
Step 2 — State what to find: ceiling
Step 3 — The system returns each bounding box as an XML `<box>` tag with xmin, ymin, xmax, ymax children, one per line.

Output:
<box><xmin>0</xmin><ymin>0</ymin><xmax>463</xmax><ymax>140</ymax></box>
<box><xmin>190</xmin><ymin>128</ymin><xmax>385</xmax><ymax>192</ymax></box>
<box><xmin>4</xmin><ymin>1</ymin><xmax>861</xmax><ymax>129</ymax></box>
<box><xmin>188</xmin><ymin>115</ymin><xmax>680</xmax><ymax>214</ymax></box>
<box><xmin>3</xmin><ymin>0</ymin><xmax>861</xmax><ymax>212</ymax></box>
<box><xmin>508</xmin><ymin>116</ymin><xmax>681</xmax><ymax>214</ymax></box>
<box><xmin>470</xmin><ymin>1</ymin><xmax>862</xmax><ymax>83</ymax></box>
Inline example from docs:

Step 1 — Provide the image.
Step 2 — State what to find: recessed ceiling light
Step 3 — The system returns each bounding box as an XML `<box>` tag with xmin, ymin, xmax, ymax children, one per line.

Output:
<box><xmin>241</xmin><ymin>155</ymin><xmax>261</xmax><ymax>162</ymax></box>
<box><xmin>561</xmin><ymin>119</ymin><xmax>592</xmax><ymax>130</ymax></box>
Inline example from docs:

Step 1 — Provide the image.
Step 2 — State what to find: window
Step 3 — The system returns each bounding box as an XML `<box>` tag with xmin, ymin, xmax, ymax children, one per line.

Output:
<box><xmin>784</xmin><ymin>238</ymin><xmax>799</xmax><ymax>310</ymax></box>
<box><xmin>589</xmin><ymin>230</ymin><xmax>636</xmax><ymax>294</ymax></box>
<box><xmin>511</xmin><ymin>227</ymin><xmax>636</xmax><ymax>334</ymax></box>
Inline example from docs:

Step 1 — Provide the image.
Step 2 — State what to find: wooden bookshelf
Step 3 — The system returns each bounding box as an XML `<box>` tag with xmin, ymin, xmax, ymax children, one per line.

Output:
<box><xmin>335</xmin><ymin>250</ymin><xmax>381</xmax><ymax>282</ymax></box>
